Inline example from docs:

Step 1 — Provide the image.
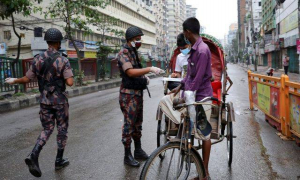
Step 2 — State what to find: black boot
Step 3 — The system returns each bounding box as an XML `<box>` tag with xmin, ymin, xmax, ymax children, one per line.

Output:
<box><xmin>124</xmin><ymin>147</ymin><xmax>140</xmax><ymax>167</ymax></box>
<box><xmin>55</xmin><ymin>149</ymin><xmax>70</xmax><ymax>170</ymax></box>
<box><xmin>25</xmin><ymin>144</ymin><xmax>42</xmax><ymax>177</ymax></box>
<box><xmin>134</xmin><ymin>140</ymin><xmax>149</xmax><ymax>160</ymax></box>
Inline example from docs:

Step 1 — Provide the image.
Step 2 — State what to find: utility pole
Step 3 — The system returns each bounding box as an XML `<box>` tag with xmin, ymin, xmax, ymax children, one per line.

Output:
<box><xmin>250</xmin><ymin>0</ymin><xmax>257</xmax><ymax>71</ymax></box>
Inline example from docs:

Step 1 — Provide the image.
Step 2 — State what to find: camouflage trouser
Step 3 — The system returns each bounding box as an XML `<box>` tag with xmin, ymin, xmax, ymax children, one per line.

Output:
<box><xmin>35</xmin><ymin>103</ymin><xmax>69</xmax><ymax>149</ymax></box>
<box><xmin>119</xmin><ymin>93</ymin><xmax>143</xmax><ymax>148</ymax></box>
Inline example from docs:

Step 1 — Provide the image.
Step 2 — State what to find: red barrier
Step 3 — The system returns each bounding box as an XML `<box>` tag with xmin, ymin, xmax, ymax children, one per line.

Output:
<box><xmin>22</xmin><ymin>58</ymin><xmax>38</xmax><ymax>92</ymax></box>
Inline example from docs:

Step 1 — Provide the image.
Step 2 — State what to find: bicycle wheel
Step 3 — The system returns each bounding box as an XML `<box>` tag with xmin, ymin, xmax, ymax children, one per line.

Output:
<box><xmin>157</xmin><ymin>114</ymin><xmax>168</xmax><ymax>148</ymax></box>
<box><xmin>226</xmin><ymin>120</ymin><xmax>233</xmax><ymax>167</ymax></box>
<box><xmin>140</xmin><ymin>142</ymin><xmax>206</xmax><ymax>180</ymax></box>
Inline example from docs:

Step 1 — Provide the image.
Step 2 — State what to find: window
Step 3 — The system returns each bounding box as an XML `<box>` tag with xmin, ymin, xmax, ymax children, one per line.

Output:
<box><xmin>77</xmin><ymin>30</ymin><xmax>81</xmax><ymax>39</ymax></box>
<box><xmin>259</xmin><ymin>2</ymin><xmax>261</xmax><ymax>6</ymax></box>
<box><xmin>4</xmin><ymin>30</ymin><xmax>11</xmax><ymax>40</ymax></box>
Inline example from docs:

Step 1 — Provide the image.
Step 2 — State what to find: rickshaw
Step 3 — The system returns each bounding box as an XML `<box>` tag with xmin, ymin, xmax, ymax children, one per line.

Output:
<box><xmin>140</xmin><ymin>34</ymin><xmax>235</xmax><ymax>179</ymax></box>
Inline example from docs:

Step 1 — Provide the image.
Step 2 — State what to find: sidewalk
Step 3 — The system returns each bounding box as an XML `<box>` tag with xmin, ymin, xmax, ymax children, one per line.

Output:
<box><xmin>238</xmin><ymin>63</ymin><xmax>300</xmax><ymax>82</ymax></box>
<box><xmin>0</xmin><ymin>74</ymin><xmax>160</xmax><ymax>113</ymax></box>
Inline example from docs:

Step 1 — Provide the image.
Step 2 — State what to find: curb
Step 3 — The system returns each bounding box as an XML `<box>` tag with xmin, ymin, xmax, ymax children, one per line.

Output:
<box><xmin>0</xmin><ymin>74</ymin><xmax>160</xmax><ymax>113</ymax></box>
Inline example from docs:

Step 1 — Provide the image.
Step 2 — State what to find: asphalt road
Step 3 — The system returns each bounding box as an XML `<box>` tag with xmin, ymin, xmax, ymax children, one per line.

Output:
<box><xmin>0</xmin><ymin>64</ymin><xmax>299</xmax><ymax>180</ymax></box>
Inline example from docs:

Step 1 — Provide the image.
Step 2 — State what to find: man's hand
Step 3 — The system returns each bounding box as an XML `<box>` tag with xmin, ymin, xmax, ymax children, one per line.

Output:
<box><xmin>171</xmin><ymin>73</ymin><xmax>177</xmax><ymax>78</ymax></box>
<box><xmin>145</xmin><ymin>76</ymin><xmax>150</xmax><ymax>85</ymax></box>
<box><xmin>168</xmin><ymin>84</ymin><xmax>181</xmax><ymax>96</ymax></box>
<box><xmin>5</xmin><ymin>78</ymin><xmax>17</xmax><ymax>85</ymax></box>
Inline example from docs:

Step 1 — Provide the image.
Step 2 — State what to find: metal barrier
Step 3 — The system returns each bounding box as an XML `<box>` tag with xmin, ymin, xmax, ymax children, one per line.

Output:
<box><xmin>1</xmin><ymin>56</ymin><xmax>168</xmax><ymax>92</ymax></box>
<box><xmin>22</xmin><ymin>58</ymin><xmax>38</xmax><ymax>92</ymax></box>
<box><xmin>248</xmin><ymin>70</ymin><xmax>300</xmax><ymax>145</ymax></box>
<box><xmin>0</xmin><ymin>57</ymin><xmax>23</xmax><ymax>92</ymax></box>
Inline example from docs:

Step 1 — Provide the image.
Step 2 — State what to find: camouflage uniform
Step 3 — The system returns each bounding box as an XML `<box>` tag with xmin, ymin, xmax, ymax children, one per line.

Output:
<box><xmin>118</xmin><ymin>44</ymin><xmax>144</xmax><ymax>148</ymax></box>
<box><xmin>26</xmin><ymin>47</ymin><xmax>73</xmax><ymax>149</ymax></box>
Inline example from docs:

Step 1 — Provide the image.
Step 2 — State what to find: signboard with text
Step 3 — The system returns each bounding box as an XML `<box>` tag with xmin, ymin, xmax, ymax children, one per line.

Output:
<box><xmin>85</xmin><ymin>41</ymin><xmax>99</xmax><ymax>50</ymax></box>
<box><xmin>67</xmin><ymin>51</ymin><xmax>78</xmax><ymax>58</ymax></box>
<box><xmin>69</xmin><ymin>40</ymin><xmax>84</xmax><ymax>49</ymax></box>
<box><xmin>280</xmin><ymin>10</ymin><xmax>298</xmax><ymax>34</ymax></box>
<box><xmin>253</xmin><ymin>83</ymin><xmax>280</xmax><ymax>119</ymax></box>
<box><xmin>0</xmin><ymin>43</ymin><xmax>6</xmax><ymax>55</ymax></box>
<box><xmin>258</xmin><ymin>83</ymin><xmax>270</xmax><ymax>113</ymax></box>
<box><xmin>289</xmin><ymin>94</ymin><xmax>300</xmax><ymax>134</ymax></box>
<box><xmin>297</xmin><ymin>39</ymin><xmax>300</xmax><ymax>54</ymax></box>
<box><xmin>84</xmin><ymin>51</ymin><xmax>97</xmax><ymax>58</ymax></box>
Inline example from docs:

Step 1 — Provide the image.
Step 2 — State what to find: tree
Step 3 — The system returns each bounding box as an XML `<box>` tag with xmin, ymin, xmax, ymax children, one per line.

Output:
<box><xmin>44</xmin><ymin>0</ymin><xmax>110</xmax><ymax>71</ymax></box>
<box><xmin>90</xmin><ymin>15</ymin><xmax>124</xmax><ymax>81</ymax></box>
<box><xmin>0</xmin><ymin>0</ymin><xmax>42</xmax><ymax>93</ymax></box>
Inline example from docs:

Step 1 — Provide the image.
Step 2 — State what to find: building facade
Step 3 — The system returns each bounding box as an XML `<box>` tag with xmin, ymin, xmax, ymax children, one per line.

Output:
<box><xmin>186</xmin><ymin>5</ymin><xmax>197</xmax><ymax>18</ymax></box>
<box><xmin>0</xmin><ymin>0</ymin><xmax>156</xmax><ymax>60</ymax></box>
<box><xmin>153</xmin><ymin>0</ymin><xmax>167</xmax><ymax>61</ymax></box>
<box><xmin>275</xmin><ymin>0</ymin><xmax>299</xmax><ymax>73</ymax></box>
<box><xmin>228</xmin><ymin>23</ymin><xmax>238</xmax><ymax>45</ymax></box>
<box><xmin>165</xmin><ymin>0</ymin><xmax>186</xmax><ymax>53</ymax></box>
<box><xmin>244</xmin><ymin>0</ymin><xmax>262</xmax><ymax>64</ymax></box>
<box><xmin>238</xmin><ymin>0</ymin><xmax>247</xmax><ymax>47</ymax></box>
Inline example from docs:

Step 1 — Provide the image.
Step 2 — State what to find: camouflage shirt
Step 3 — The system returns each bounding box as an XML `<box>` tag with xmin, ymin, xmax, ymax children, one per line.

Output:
<box><xmin>117</xmin><ymin>44</ymin><xmax>142</xmax><ymax>96</ymax></box>
<box><xmin>26</xmin><ymin>47</ymin><xmax>73</xmax><ymax>105</ymax></box>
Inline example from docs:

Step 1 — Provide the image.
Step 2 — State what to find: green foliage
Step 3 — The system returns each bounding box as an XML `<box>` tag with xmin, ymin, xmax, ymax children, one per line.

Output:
<box><xmin>31</xmin><ymin>89</ymin><xmax>40</xmax><ymax>93</ymax></box>
<box><xmin>13</xmin><ymin>92</ymin><xmax>25</xmax><ymax>97</ymax></box>
<box><xmin>44</xmin><ymin>0</ymin><xmax>109</xmax><ymax>32</ymax></box>
<box><xmin>0</xmin><ymin>0</ymin><xmax>42</xmax><ymax>19</ymax></box>
<box><xmin>0</xmin><ymin>96</ymin><xmax>4</xmax><ymax>100</ymax></box>
<box><xmin>74</xmin><ymin>69</ymin><xmax>85</xmax><ymax>86</ymax></box>
<box><xmin>96</xmin><ymin>42</ymin><xmax>113</xmax><ymax>79</ymax></box>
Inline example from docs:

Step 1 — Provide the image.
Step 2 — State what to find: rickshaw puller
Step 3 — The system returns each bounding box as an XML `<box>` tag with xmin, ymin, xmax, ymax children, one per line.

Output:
<box><xmin>171</xmin><ymin>17</ymin><xmax>213</xmax><ymax>179</ymax></box>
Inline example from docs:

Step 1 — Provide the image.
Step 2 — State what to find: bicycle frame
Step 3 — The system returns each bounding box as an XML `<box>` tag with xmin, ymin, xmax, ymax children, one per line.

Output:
<box><xmin>172</xmin><ymin>98</ymin><xmax>217</xmax><ymax>179</ymax></box>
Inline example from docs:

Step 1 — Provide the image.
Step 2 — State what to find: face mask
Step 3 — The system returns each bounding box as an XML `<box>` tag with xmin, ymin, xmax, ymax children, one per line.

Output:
<box><xmin>130</xmin><ymin>40</ymin><xmax>142</xmax><ymax>49</ymax></box>
<box><xmin>180</xmin><ymin>47</ymin><xmax>191</xmax><ymax>55</ymax></box>
<box><xmin>184</xmin><ymin>36</ymin><xmax>191</xmax><ymax>45</ymax></box>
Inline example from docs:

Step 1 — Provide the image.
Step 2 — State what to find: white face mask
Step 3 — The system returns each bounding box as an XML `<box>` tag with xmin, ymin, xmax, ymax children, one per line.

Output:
<box><xmin>130</xmin><ymin>40</ymin><xmax>142</xmax><ymax>48</ymax></box>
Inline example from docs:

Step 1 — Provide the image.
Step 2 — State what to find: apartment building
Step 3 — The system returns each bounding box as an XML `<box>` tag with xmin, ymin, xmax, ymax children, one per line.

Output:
<box><xmin>275</xmin><ymin>0</ymin><xmax>299</xmax><ymax>73</ymax></box>
<box><xmin>0</xmin><ymin>0</ymin><xmax>156</xmax><ymax>59</ymax></box>
<box><xmin>165</xmin><ymin>0</ymin><xmax>186</xmax><ymax>53</ymax></box>
<box><xmin>238</xmin><ymin>0</ymin><xmax>247</xmax><ymax>47</ymax></box>
<box><xmin>153</xmin><ymin>0</ymin><xmax>167</xmax><ymax>60</ymax></box>
<box><xmin>186</xmin><ymin>5</ymin><xmax>197</xmax><ymax>18</ymax></box>
<box><xmin>228</xmin><ymin>23</ymin><xmax>238</xmax><ymax>45</ymax></box>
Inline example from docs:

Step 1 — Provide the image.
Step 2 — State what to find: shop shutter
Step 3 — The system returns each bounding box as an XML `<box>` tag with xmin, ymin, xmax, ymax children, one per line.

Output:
<box><xmin>288</xmin><ymin>47</ymin><xmax>299</xmax><ymax>73</ymax></box>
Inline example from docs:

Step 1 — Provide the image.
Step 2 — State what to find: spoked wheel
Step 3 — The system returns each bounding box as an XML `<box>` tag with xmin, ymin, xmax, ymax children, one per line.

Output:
<box><xmin>140</xmin><ymin>142</ymin><xmax>206</xmax><ymax>180</ymax></box>
<box><xmin>157</xmin><ymin>114</ymin><xmax>168</xmax><ymax>159</ymax></box>
<box><xmin>226</xmin><ymin>120</ymin><xmax>233</xmax><ymax>167</ymax></box>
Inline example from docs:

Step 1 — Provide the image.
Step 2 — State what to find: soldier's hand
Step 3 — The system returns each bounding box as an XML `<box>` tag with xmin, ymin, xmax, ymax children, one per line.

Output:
<box><xmin>145</xmin><ymin>76</ymin><xmax>150</xmax><ymax>85</ymax></box>
<box><xmin>5</xmin><ymin>78</ymin><xmax>17</xmax><ymax>85</ymax></box>
<box><xmin>150</xmin><ymin>66</ymin><xmax>165</xmax><ymax>75</ymax></box>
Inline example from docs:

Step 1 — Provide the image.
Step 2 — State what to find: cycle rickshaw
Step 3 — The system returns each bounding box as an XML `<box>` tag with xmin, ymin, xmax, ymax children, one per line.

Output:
<box><xmin>140</xmin><ymin>34</ymin><xmax>235</xmax><ymax>179</ymax></box>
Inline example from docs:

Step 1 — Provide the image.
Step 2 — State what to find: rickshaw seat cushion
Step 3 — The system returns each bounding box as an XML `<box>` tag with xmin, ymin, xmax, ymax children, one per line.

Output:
<box><xmin>211</xmin><ymin>81</ymin><xmax>222</xmax><ymax>104</ymax></box>
<box><xmin>211</xmin><ymin>81</ymin><xmax>222</xmax><ymax>93</ymax></box>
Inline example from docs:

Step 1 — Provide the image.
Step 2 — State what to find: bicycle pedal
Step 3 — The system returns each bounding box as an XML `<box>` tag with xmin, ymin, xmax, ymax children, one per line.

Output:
<box><xmin>233</xmin><ymin>135</ymin><xmax>237</xmax><ymax>138</ymax></box>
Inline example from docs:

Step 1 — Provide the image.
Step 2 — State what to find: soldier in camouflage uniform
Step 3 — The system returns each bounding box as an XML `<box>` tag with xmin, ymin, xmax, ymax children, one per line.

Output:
<box><xmin>118</xmin><ymin>26</ymin><xmax>163</xmax><ymax>167</ymax></box>
<box><xmin>5</xmin><ymin>28</ymin><xmax>73</xmax><ymax>177</ymax></box>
